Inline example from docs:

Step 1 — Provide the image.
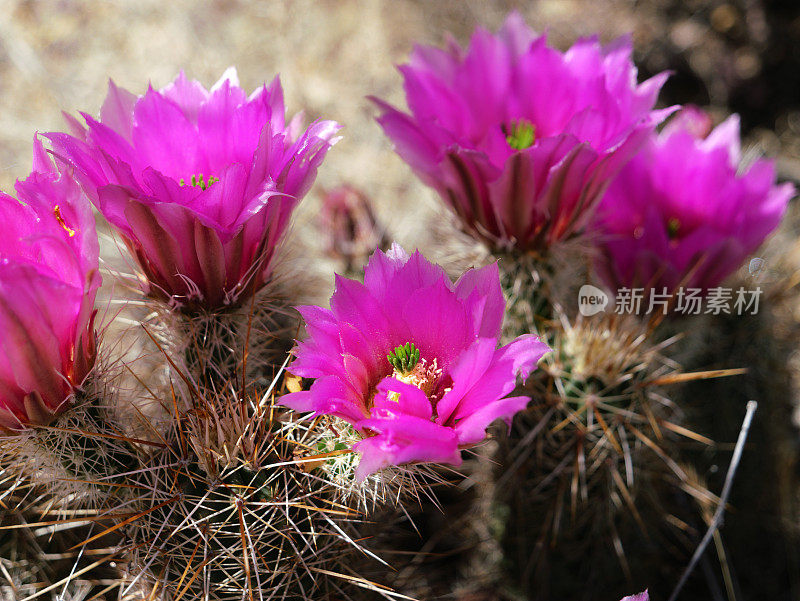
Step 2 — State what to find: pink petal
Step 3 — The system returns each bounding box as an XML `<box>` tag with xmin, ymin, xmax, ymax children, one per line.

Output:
<box><xmin>454</xmin><ymin>261</ymin><xmax>505</xmax><ymax>338</ymax></box>
<box><xmin>100</xmin><ymin>79</ymin><xmax>137</xmax><ymax>141</ymax></box>
<box><xmin>353</xmin><ymin>414</ymin><xmax>461</xmax><ymax>479</ymax></box>
<box><xmin>131</xmin><ymin>86</ymin><xmax>200</xmax><ymax>180</ymax></box>
<box><xmin>453</xmin><ymin>395</ymin><xmax>531</xmax><ymax>445</ymax></box>
<box><xmin>160</xmin><ymin>71</ymin><xmax>210</xmax><ymax>124</ymax></box>
<box><xmin>372</xmin><ymin>377</ymin><xmax>433</xmax><ymax>420</ymax></box>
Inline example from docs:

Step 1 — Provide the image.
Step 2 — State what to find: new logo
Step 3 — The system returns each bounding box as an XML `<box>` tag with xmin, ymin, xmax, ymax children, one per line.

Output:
<box><xmin>578</xmin><ymin>285</ymin><xmax>609</xmax><ymax>316</ymax></box>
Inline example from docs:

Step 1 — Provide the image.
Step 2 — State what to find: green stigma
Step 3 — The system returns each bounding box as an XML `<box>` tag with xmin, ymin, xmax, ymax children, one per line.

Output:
<box><xmin>503</xmin><ymin>119</ymin><xmax>536</xmax><ymax>150</ymax></box>
<box><xmin>387</xmin><ymin>342</ymin><xmax>420</xmax><ymax>374</ymax></box>
<box><xmin>667</xmin><ymin>217</ymin><xmax>681</xmax><ymax>239</ymax></box>
<box><xmin>179</xmin><ymin>173</ymin><xmax>220</xmax><ymax>191</ymax></box>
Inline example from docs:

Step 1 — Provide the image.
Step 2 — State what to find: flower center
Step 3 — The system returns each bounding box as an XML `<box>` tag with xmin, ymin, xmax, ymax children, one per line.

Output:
<box><xmin>53</xmin><ymin>205</ymin><xmax>75</xmax><ymax>237</ymax></box>
<box><xmin>386</xmin><ymin>342</ymin><xmax>444</xmax><ymax>404</ymax></box>
<box><xmin>502</xmin><ymin>119</ymin><xmax>536</xmax><ymax>150</ymax></box>
<box><xmin>391</xmin><ymin>357</ymin><xmax>443</xmax><ymax>401</ymax></box>
<box><xmin>667</xmin><ymin>217</ymin><xmax>681</xmax><ymax>239</ymax></box>
<box><xmin>387</xmin><ymin>342</ymin><xmax>420</xmax><ymax>375</ymax></box>
<box><xmin>179</xmin><ymin>173</ymin><xmax>219</xmax><ymax>191</ymax></box>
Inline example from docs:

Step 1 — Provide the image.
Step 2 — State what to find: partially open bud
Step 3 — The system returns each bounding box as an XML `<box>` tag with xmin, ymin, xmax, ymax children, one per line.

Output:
<box><xmin>0</xmin><ymin>138</ymin><xmax>100</xmax><ymax>429</ymax></box>
<box><xmin>319</xmin><ymin>185</ymin><xmax>388</xmax><ymax>272</ymax></box>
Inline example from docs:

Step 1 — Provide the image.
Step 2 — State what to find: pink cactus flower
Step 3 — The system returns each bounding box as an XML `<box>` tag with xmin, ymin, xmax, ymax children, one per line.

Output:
<box><xmin>48</xmin><ymin>68</ymin><xmax>340</xmax><ymax>311</ymax></box>
<box><xmin>620</xmin><ymin>592</ymin><xmax>648</xmax><ymax>601</ymax></box>
<box><xmin>373</xmin><ymin>13</ymin><xmax>672</xmax><ymax>253</ymax></box>
<box><xmin>592</xmin><ymin>107</ymin><xmax>794</xmax><ymax>293</ymax></box>
<box><xmin>0</xmin><ymin>138</ymin><xmax>100</xmax><ymax>429</ymax></box>
<box><xmin>281</xmin><ymin>243</ymin><xmax>550</xmax><ymax>479</ymax></box>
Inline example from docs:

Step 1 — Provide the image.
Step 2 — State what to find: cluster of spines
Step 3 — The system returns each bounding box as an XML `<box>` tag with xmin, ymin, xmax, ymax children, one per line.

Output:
<box><xmin>484</xmin><ymin>243</ymin><xmax>723</xmax><ymax>596</ymax></box>
<box><xmin>0</xmin><ymin>368</ymin><xmax>151</xmax><ymax>600</ymax></box>
<box><xmin>116</xmin><ymin>368</ymin><xmax>433</xmax><ymax>601</ymax></box>
<box><xmin>0</xmin><ymin>255</ymin><xmax>414</xmax><ymax>601</ymax></box>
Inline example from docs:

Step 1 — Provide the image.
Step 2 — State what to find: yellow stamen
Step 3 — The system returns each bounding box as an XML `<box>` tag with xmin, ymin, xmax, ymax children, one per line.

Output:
<box><xmin>53</xmin><ymin>205</ymin><xmax>75</xmax><ymax>237</ymax></box>
<box><xmin>392</xmin><ymin>358</ymin><xmax>442</xmax><ymax>400</ymax></box>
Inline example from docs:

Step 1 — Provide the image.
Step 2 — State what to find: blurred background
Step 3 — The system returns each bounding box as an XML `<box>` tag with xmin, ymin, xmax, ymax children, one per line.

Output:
<box><xmin>0</xmin><ymin>1</ymin><xmax>798</xmax><ymax>599</ymax></box>
<box><xmin>1</xmin><ymin>0</ymin><xmax>799</xmax><ymax>252</ymax></box>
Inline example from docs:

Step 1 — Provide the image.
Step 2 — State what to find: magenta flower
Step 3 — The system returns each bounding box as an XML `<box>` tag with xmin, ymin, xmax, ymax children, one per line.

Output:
<box><xmin>620</xmin><ymin>593</ymin><xmax>648</xmax><ymax>601</ymax></box>
<box><xmin>48</xmin><ymin>68</ymin><xmax>340</xmax><ymax>310</ymax></box>
<box><xmin>0</xmin><ymin>138</ymin><xmax>100</xmax><ymax>429</ymax></box>
<box><xmin>592</xmin><ymin>107</ymin><xmax>794</xmax><ymax>292</ymax></box>
<box><xmin>281</xmin><ymin>243</ymin><xmax>550</xmax><ymax>478</ymax></box>
<box><xmin>373</xmin><ymin>13</ymin><xmax>671</xmax><ymax>253</ymax></box>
